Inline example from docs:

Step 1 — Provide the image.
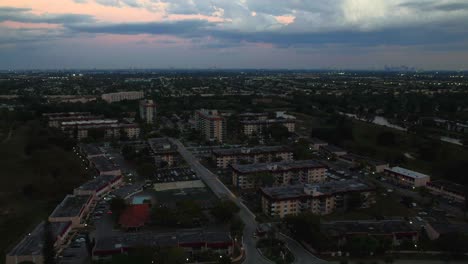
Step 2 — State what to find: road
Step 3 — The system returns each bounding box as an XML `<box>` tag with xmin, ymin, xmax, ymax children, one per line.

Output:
<box><xmin>170</xmin><ymin>138</ymin><xmax>326</xmax><ymax>264</ymax></box>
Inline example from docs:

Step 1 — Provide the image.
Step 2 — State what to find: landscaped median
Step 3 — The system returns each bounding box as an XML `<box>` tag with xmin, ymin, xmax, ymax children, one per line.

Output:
<box><xmin>257</xmin><ymin>237</ymin><xmax>295</xmax><ymax>264</ymax></box>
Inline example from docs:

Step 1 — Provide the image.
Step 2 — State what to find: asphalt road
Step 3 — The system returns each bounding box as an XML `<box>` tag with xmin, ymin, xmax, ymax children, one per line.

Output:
<box><xmin>170</xmin><ymin>138</ymin><xmax>327</xmax><ymax>264</ymax></box>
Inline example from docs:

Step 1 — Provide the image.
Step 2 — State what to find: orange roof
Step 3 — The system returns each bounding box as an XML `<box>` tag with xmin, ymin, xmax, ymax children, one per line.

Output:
<box><xmin>118</xmin><ymin>204</ymin><xmax>150</xmax><ymax>228</ymax></box>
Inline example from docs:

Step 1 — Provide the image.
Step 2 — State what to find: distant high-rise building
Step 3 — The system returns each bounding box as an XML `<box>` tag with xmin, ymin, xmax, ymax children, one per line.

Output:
<box><xmin>194</xmin><ymin>109</ymin><xmax>226</xmax><ymax>142</ymax></box>
<box><xmin>139</xmin><ymin>99</ymin><xmax>157</xmax><ymax>124</ymax></box>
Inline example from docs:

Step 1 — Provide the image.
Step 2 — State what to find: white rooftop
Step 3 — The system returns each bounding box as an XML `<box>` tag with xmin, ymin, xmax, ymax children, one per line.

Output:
<box><xmin>387</xmin><ymin>166</ymin><xmax>430</xmax><ymax>179</ymax></box>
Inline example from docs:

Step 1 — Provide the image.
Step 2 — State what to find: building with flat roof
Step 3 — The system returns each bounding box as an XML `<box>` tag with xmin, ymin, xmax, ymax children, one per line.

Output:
<box><xmin>194</xmin><ymin>109</ymin><xmax>226</xmax><ymax>143</ymax></box>
<box><xmin>102</xmin><ymin>91</ymin><xmax>144</xmax><ymax>103</ymax></box>
<box><xmin>319</xmin><ymin>145</ymin><xmax>347</xmax><ymax>157</ymax></box>
<box><xmin>212</xmin><ymin>145</ymin><xmax>293</xmax><ymax>169</ymax></box>
<box><xmin>5</xmin><ymin>221</ymin><xmax>72</xmax><ymax>264</ymax></box>
<box><xmin>384</xmin><ymin>167</ymin><xmax>430</xmax><ymax>187</ymax></box>
<box><xmin>260</xmin><ymin>180</ymin><xmax>375</xmax><ymax>218</ymax></box>
<box><xmin>309</xmin><ymin>138</ymin><xmax>328</xmax><ymax>151</ymax></box>
<box><xmin>74</xmin><ymin>174</ymin><xmax>123</xmax><ymax>197</ymax></box>
<box><xmin>240</xmin><ymin>118</ymin><xmax>295</xmax><ymax>136</ymax></box>
<box><xmin>49</xmin><ymin>194</ymin><xmax>93</xmax><ymax>228</ymax></box>
<box><xmin>322</xmin><ymin>220</ymin><xmax>418</xmax><ymax>246</ymax></box>
<box><xmin>139</xmin><ymin>99</ymin><xmax>157</xmax><ymax>124</ymax></box>
<box><xmin>77</xmin><ymin>144</ymin><xmax>104</xmax><ymax>159</ymax></box>
<box><xmin>89</xmin><ymin>156</ymin><xmax>121</xmax><ymax>176</ymax></box>
<box><xmin>148</xmin><ymin>137</ymin><xmax>178</xmax><ymax>166</ymax></box>
<box><xmin>424</xmin><ymin>221</ymin><xmax>468</xmax><ymax>240</ymax></box>
<box><xmin>426</xmin><ymin>180</ymin><xmax>466</xmax><ymax>203</ymax></box>
<box><xmin>231</xmin><ymin>160</ymin><xmax>327</xmax><ymax>189</ymax></box>
<box><xmin>92</xmin><ymin>229</ymin><xmax>233</xmax><ymax>260</ymax></box>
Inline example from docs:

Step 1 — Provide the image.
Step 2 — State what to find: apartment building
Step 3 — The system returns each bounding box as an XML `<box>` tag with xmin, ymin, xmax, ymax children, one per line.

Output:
<box><xmin>231</xmin><ymin>160</ymin><xmax>327</xmax><ymax>189</ymax></box>
<box><xmin>212</xmin><ymin>145</ymin><xmax>293</xmax><ymax>168</ymax></box>
<box><xmin>148</xmin><ymin>137</ymin><xmax>178</xmax><ymax>166</ymax></box>
<box><xmin>309</xmin><ymin>138</ymin><xmax>328</xmax><ymax>151</ymax></box>
<box><xmin>89</xmin><ymin>156</ymin><xmax>122</xmax><ymax>176</ymax></box>
<box><xmin>139</xmin><ymin>99</ymin><xmax>157</xmax><ymax>124</ymax></box>
<box><xmin>384</xmin><ymin>167</ymin><xmax>430</xmax><ymax>188</ymax></box>
<box><xmin>239</xmin><ymin>112</ymin><xmax>269</xmax><ymax>121</ymax></box>
<box><xmin>240</xmin><ymin>119</ymin><xmax>295</xmax><ymax>136</ymax></box>
<box><xmin>61</xmin><ymin>120</ymin><xmax>140</xmax><ymax>140</ymax></box>
<box><xmin>101</xmin><ymin>91</ymin><xmax>144</xmax><ymax>103</ymax></box>
<box><xmin>426</xmin><ymin>180</ymin><xmax>466</xmax><ymax>203</ymax></box>
<box><xmin>194</xmin><ymin>109</ymin><xmax>226</xmax><ymax>142</ymax></box>
<box><xmin>45</xmin><ymin>113</ymin><xmax>103</xmax><ymax>128</ymax></box>
<box><xmin>319</xmin><ymin>144</ymin><xmax>347</xmax><ymax>157</ymax></box>
<box><xmin>260</xmin><ymin>180</ymin><xmax>376</xmax><ymax>218</ymax></box>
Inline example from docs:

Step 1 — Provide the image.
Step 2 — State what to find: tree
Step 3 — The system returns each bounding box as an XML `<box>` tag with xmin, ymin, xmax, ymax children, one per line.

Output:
<box><xmin>376</xmin><ymin>131</ymin><xmax>396</xmax><ymax>146</ymax></box>
<box><xmin>266</xmin><ymin>123</ymin><xmax>290</xmax><ymax>142</ymax></box>
<box><xmin>211</xmin><ymin>200</ymin><xmax>240</xmax><ymax>222</ymax></box>
<box><xmin>136</xmin><ymin>162</ymin><xmax>155</xmax><ymax>179</ymax></box>
<box><xmin>110</xmin><ymin>197</ymin><xmax>127</xmax><ymax>220</ymax></box>
<box><xmin>436</xmin><ymin>233</ymin><xmax>468</xmax><ymax>255</ymax></box>
<box><xmin>346</xmin><ymin>235</ymin><xmax>379</xmax><ymax>257</ymax></box>
<box><xmin>347</xmin><ymin>192</ymin><xmax>363</xmax><ymax>210</ymax></box>
<box><xmin>42</xmin><ymin>221</ymin><xmax>56</xmax><ymax>264</ymax></box>
<box><xmin>252</xmin><ymin>172</ymin><xmax>275</xmax><ymax>187</ymax></box>
<box><xmin>155</xmin><ymin>247</ymin><xmax>186</xmax><ymax>264</ymax></box>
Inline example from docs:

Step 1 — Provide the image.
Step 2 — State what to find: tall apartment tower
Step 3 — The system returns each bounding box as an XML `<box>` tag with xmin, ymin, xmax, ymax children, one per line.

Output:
<box><xmin>139</xmin><ymin>99</ymin><xmax>157</xmax><ymax>124</ymax></box>
<box><xmin>194</xmin><ymin>109</ymin><xmax>226</xmax><ymax>142</ymax></box>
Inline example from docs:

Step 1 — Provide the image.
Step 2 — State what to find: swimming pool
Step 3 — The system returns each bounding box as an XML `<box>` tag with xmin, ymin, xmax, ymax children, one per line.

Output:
<box><xmin>132</xmin><ymin>195</ymin><xmax>152</xmax><ymax>205</ymax></box>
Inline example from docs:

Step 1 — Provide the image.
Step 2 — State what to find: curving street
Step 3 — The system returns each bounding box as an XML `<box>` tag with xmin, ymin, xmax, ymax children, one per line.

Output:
<box><xmin>169</xmin><ymin>138</ymin><xmax>327</xmax><ymax>264</ymax></box>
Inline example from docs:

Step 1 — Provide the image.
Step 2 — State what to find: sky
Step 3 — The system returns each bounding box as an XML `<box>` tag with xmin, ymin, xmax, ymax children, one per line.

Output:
<box><xmin>1</xmin><ymin>0</ymin><xmax>468</xmax><ymax>70</ymax></box>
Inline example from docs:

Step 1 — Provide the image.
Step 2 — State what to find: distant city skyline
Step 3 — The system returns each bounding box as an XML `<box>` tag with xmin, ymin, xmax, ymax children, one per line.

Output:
<box><xmin>1</xmin><ymin>0</ymin><xmax>468</xmax><ymax>70</ymax></box>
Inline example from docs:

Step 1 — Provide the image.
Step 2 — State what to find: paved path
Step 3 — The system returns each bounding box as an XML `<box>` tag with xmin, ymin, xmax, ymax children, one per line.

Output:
<box><xmin>170</xmin><ymin>138</ymin><xmax>326</xmax><ymax>264</ymax></box>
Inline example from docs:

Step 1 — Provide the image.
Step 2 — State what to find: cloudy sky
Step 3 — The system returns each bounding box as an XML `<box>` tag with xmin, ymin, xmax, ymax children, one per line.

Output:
<box><xmin>1</xmin><ymin>0</ymin><xmax>468</xmax><ymax>70</ymax></box>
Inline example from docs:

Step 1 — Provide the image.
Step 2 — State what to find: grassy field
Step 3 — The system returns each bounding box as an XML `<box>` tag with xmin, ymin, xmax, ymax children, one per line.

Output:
<box><xmin>0</xmin><ymin>122</ymin><xmax>88</xmax><ymax>263</ymax></box>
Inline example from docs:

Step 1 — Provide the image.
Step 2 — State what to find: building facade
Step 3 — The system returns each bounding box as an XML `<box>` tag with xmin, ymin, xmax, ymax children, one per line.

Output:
<box><xmin>231</xmin><ymin>160</ymin><xmax>327</xmax><ymax>189</ymax></box>
<box><xmin>139</xmin><ymin>99</ymin><xmax>157</xmax><ymax>124</ymax></box>
<box><xmin>260</xmin><ymin>180</ymin><xmax>376</xmax><ymax>218</ymax></box>
<box><xmin>101</xmin><ymin>91</ymin><xmax>144</xmax><ymax>103</ymax></box>
<box><xmin>384</xmin><ymin>167</ymin><xmax>430</xmax><ymax>188</ymax></box>
<box><xmin>240</xmin><ymin>119</ymin><xmax>295</xmax><ymax>136</ymax></box>
<box><xmin>212</xmin><ymin>145</ymin><xmax>293</xmax><ymax>169</ymax></box>
<box><xmin>194</xmin><ymin>109</ymin><xmax>226</xmax><ymax>143</ymax></box>
<box><xmin>426</xmin><ymin>180</ymin><xmax>466</xmax><ymax>203</ymax></box>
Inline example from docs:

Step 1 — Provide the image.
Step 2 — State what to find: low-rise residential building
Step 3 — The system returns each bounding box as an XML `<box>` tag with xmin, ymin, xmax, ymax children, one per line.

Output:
<box><xmin>322</xmin><ymin>220</ymin><xmax>418</xmax><ymax>246</ymax></box>
<box><xmin>426</xmin><ymin>180</ymin><xmax>466</xmax><ymax>203</ymax></box>
<box><xmin>384</xmin><ymin>167</ymin><xmax>430</xmax><ymax>188</ymax></box>
<box><xmin>101</xmin><ymin>91</ymin><xmax>144</xmax><ymax>103</ymax></box>
<box><xmin>319</xmin><ymin>145</ymin><xmax>347</xmax><ymax>157</ymax></box>
<box><xmin>309</xmin><ymin>138</ymin><xmax>328</xmax><ymax>151</ymax></box>
<box><xmin>231</xmin><ymin>160</ymin><xmax>327</xmax><ymax>189</ymax></box>
<box><xmin>425</xmin><ymin>220</ymin><xmax>468</xmax><ymax>240</ymax></box>
<box><xmin>74</xmin><ymin>174</ymin><xmax>123</xmax><ymax>197</ymax></box>
<box><xmin>194</xmin><ymin>109</ymin><xmax>226</xmax><ymax>142</ymax></box>
<box><xmin>89</xmin><ymin>156</ymin><xmax>122</xmax><ymax>176</ymax></box>
<box><xmin>60</xmin><ymin>119</ymin><xmax>140</xmax><ymax>140</ymax></box>
<box><xmin>240</xmin><ymin>119</ymin><xmax>295</xmax><ymax>136</ymax></box>
<box><xmin>48</xmin><ymin>194</ymin><xmax>93</xmax><ymax>228</ymax></box>
<box><xmin>212</xmin><ymin>145</ymin><xmax>293</xmax><ymax>168</ymax></box>
<box><xmin>46</xmin><ymin>113</ymin><xmax>103</xmax><ymax>128</ymax></box>
<box><xmin>364</xmin><ymin>159</ymin><xmax>389</xmax><ymax>173</ymax></box>
<box><xmin>260</xmin><ymin>180</ymin><xmax>376</xmax><ymax>218</ymax></box>
<box><xmin>92</xmin><ymin>230</ymin><xmax>233</xmax><ymax>260</ymax></box>
<box><xmin>148</xmin><ymin>137</ymin><xmax>178</xmax><ymax>166</ymax></box>
<box><xmin>5</xmin><ymin>221</ymin><xmax>72</xmax><ymax>264</ymax></box>
<box><xmin>338</xmin><ymin>154</ymin><xmax>389</xmax><ymax>173</ymax></box>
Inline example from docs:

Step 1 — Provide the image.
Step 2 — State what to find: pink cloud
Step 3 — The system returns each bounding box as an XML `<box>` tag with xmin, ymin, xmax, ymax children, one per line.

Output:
<box><xmin>0</xmin><ymin>21</ymin><xmax>61</xmax><ymax>29</ymax></box>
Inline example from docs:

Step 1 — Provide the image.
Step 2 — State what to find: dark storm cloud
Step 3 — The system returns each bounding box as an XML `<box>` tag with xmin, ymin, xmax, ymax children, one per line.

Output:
<box><xmin>0</xmin><ymin>6</ymin><xmax>95</xmax><ymax>24</ymax></box>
